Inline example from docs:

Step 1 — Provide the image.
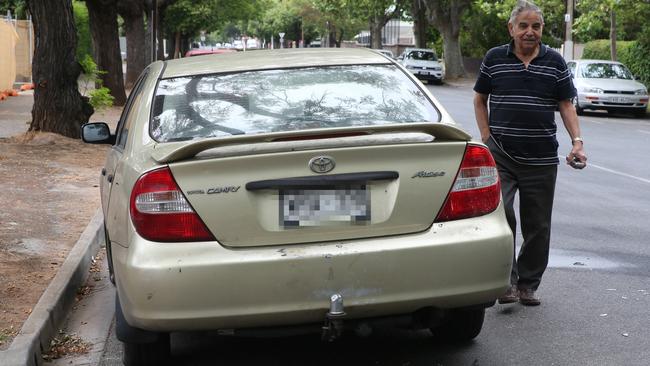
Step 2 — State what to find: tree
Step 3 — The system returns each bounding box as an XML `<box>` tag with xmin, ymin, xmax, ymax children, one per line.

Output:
<box><xmin>26</xmin><ymin>0</ymin><xmax>93</xmax><ymax>138</ymax></box>
<box><xmin>85</xmin><ymin>0</ymin><xmax>127</xmax><ymax>105</ymax></box>
<box><xmin>118</xmin><ymin>0</ymin><xmax>147</xmax><ymax>88</ymax></box>
<box><xmin>422</xmin><ymin>0</ymin><xmax>472</xmax><ymax>79</ymax></box>
<box><xmin>574</xmin><ymin>0</ymin><xmax>650</xmax><ymax>61</ymax></box>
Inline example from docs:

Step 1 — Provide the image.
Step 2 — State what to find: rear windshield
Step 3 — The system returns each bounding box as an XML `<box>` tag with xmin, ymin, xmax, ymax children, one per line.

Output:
<box><xmin>150</xmin><ymin>65</ymin><xmax>440</xmax><ymax>142</ymax></box>
<box><xmin>580</xmin><ymin>63</ymin><xmax>634</xmax><ymax>80</ymax></box>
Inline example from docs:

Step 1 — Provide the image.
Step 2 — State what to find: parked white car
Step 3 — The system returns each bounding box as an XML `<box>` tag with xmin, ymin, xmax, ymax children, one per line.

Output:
<box><xmin>398</xmin><ymin>48</ymin><xmax>444</xmax><ymax>84</ymax></box>
<box><xmin>567</xmin><ymin>59</ymin><xmax>648</xmax><ymax>117</ymax></box>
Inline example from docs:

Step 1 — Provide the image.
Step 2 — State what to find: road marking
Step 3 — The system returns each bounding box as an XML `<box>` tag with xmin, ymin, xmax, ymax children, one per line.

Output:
<box><xmin>638</xmin><ymin>130</ymin><xmax>650</xmax><ymax>135</ymax></box>
<box><xmin>559</xmin><ymin>155</ymin><xmax>650</xmax><ymax>184</ymax></box>
<box><xmin>587</xmin><ymin>163</ymin><xmax>650</xmax><ymax>184</ymax></box>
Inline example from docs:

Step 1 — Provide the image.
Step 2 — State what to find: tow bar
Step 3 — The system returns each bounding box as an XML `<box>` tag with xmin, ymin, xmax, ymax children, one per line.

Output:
<box><xmin>321</xmin><ymin>293</ymin><xmax>346</xmax><ymax>342</ymax></box>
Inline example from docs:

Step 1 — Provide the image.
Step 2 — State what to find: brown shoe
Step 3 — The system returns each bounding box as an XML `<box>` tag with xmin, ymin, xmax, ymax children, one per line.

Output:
<box><xmin>518</xmin><ymin>288</ymin><xmax>541</xmax><ymax>306</ymax></box>
<box><xmin>498</xmin><ymin>285</ymin><xmax>519</xmax><ymax>304</ymax></box>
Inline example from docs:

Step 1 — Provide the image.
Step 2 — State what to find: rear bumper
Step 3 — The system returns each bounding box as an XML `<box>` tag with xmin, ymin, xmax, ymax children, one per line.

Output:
<box><xmin>113</xmin><ymin>206</ymin><xmax>513</xmax><ymax>332</ymax></box>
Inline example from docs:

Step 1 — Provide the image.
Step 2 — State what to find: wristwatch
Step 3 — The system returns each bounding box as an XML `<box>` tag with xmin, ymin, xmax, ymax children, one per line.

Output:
<box><xmin>572</xmin><ymin>137</ymin><xmax>583</xmax><ymax>144</ymax></box>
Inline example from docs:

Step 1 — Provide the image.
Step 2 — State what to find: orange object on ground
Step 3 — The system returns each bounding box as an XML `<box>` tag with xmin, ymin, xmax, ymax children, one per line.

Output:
<box><xmin>0</xmin><ymin>93</ymin><xmax>7</xmax><ymax>101</ymax></box>
<box><xmin>9</xmin><ymin>89</ymin><xmax>19</xmax><ymax>96</ymax></box>
<box><xmin>20</xmin><ymin>83</ymin><xmax>34</xmax><ymax>91</ymax></box>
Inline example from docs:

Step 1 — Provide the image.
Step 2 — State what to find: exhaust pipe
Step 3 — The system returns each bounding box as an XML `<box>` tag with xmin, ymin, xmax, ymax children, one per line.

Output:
<box><xmin>321</xmin><ymin>293</ymin><xmax>346</xmax><ymax>342</ymax></box>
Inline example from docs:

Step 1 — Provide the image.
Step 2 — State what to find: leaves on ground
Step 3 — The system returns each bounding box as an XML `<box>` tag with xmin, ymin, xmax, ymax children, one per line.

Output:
<box><xmin>42</xmin><ymin>332</ymin><xmax>91</xmax><ymax>360</ymax></box>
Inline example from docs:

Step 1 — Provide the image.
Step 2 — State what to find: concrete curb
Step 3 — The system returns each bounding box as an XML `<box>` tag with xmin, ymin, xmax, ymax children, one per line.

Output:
<box><xmin>0</xmin><ymin>209</ymin><xmax>104</xmax><ymax>366</ymax></box>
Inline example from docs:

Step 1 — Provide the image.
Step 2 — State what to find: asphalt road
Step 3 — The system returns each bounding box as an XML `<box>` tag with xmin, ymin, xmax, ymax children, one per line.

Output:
<box><xmin>72</xmin><ymin>81</ymin><xmax>650</xmax><ymax>366</ymax></box>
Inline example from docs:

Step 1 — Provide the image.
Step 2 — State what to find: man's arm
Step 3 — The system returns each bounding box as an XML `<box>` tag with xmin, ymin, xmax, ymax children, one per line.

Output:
<box><xmin>558</xmin><ymin>99</ymin><xmax>587</xmax><ymax>168</ymax></box>
<box><xmin>473</xmin><ymin>92</ymin><xmax>490</xmax><ymax>143</ymax></box>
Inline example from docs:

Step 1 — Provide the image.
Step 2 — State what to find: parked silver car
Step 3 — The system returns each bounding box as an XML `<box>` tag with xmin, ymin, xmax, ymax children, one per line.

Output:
<box><xmin>567</xmin><ymin>59</ymin><xmax>648</xmax><ymax>117</ymax></box>
<box><xmin>398</xmin><ymin>47</ymin><xmax>444</xmax><ymax>84</ymax></box>
<box><xmin>82</xmin><ymin>48</ymin><xmax>511</xmax><ymax>366</ymax></box>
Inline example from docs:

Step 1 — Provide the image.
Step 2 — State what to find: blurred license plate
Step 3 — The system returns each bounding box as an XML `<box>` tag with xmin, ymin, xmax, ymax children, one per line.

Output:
<box><xmin>611</xmin><ymin>97</ymin><xmax>629</xmax><ymax>103</ymax></box>
<box><xmin>280</xmin><ymin>187</ymin><xmax>370</xmax><ymax>227</ymax></box>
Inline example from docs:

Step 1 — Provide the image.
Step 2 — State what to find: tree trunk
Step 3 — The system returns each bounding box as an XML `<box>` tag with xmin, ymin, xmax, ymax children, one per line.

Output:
<box><xmin>441</xmin><ymin>28</ymin><xmax>464</xmax><ymax>79</ymax></box>
<box><xmin>118</xmin><ymin>0</ymin><xmax>147</xmax><ymax>89</ymax></box>
<box><xmin>424</xmin><ymin>0</ymin><xmax>471</xmax><ymax>79</ymax></box>
<box><xmin>85</xmin><ymin>0</ymin><xmax>127</xmax><ymax>106</ymax></box>
<box><xmin>412</xmin><ymin>0</ymin><xmax>428</xmax><ymax>48</ymax></box>
<box><xmin>26</xmin><ymin>0</ymin><xmax>93</xmax><ymax>138</ymax></box>
<box><xmin>610</xmin><ymin>10</ymin><xmax>617</xmax><ymax>61</ymax></box>
<box><xmin>174</xmin><ymin>31</ymin><xmax>181</xmax><ymax>58</ymax></box>
<box><xmin>370</xmin><ymin>16</ymin><xmax>384</xmax><ymax>49</ymax></box>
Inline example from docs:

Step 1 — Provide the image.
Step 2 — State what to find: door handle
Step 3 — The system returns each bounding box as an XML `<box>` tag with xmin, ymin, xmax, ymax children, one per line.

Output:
<box><xmin>107</xmin><ymin>174</ymin><xmax>114</xmax><ymax>183</ymax></box>
<box><xmin>101</xmin><ymin>168</ymin><xmax>106</xmax><ymax>176</ymax></box>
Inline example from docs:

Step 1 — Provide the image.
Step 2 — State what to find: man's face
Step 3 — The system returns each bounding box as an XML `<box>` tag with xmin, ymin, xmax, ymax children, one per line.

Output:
<box><xmin>508</xmin><ymin>10</ymin><xmax>544</xmax><ymax>53</ymax></box>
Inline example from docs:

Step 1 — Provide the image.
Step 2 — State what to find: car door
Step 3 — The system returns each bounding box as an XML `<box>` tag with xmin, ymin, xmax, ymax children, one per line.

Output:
<box><xmin>101</xmin><ymin>69</ymin><xmax>150</xmax><ymax>244</ymax></box>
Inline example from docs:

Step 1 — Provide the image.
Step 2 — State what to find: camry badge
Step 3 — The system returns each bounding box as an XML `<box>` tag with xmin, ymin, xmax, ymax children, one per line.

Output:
<box><xmin>309</xmin><ymin>156</ymin><xmax>336</xmax><ymax>174</ymax></box>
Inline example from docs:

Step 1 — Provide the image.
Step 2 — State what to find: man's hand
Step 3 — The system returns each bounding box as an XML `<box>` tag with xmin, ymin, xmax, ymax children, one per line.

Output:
<box><xmin>558</xmin><ymin>99</ymin><xmax>587</xmax><ymax>169</ymax></box>
<box><xmin>566</xmin><ymin>140</ymin><xmax>587</xmax><ymax>169</ymax></box>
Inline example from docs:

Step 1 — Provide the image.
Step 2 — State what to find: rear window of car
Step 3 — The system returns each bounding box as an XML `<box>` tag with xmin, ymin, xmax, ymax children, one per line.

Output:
<box><xmin>150</xmin><ymin>64</ymin><xmax>440</xmax><ymax>142</ymax></box>
<box><xmin>580</xmin><ymin>63</ymin><xmax>633</xmax><ymax>80</ymax></box>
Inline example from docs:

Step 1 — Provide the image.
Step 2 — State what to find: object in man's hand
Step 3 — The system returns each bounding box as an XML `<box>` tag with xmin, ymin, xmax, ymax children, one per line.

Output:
<box><xmin>569</xmin><ymin>156</ymin><xmax>586</xmax><ymax>169</ymax></box>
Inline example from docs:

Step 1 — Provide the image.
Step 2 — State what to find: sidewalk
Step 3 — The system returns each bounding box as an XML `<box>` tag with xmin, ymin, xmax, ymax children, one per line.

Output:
<box><xmin>0</xmin><ymin>90</ymin><xmax>32</xmax><ymax>138</ymax></box>
<box><xmin>0</xmin><ymin>91</ymin><xmax>118</xmax><ymax>366</ymax></box>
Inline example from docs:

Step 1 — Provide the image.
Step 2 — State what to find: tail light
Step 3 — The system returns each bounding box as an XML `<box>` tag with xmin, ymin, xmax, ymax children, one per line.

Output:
<box><xmin>435</xmin><ymin>144</ymin><xmax>501</xmax><ymax>222</ymax></box>
<box><xmin>129</xmin><ymin>167</ymin><xmax>214</xmax><ymax>242</ymax></box>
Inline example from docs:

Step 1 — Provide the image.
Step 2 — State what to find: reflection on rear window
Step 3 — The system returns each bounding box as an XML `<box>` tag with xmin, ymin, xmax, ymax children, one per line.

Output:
<box><xmin>150</xmin><ymin>65</ymin><xmax>440</xmax><ymax>142</ymax></box>
<box><xmin>580</xmin><ymin>63</ymin><xmax>633</xmax><ymax>80</ymax></box>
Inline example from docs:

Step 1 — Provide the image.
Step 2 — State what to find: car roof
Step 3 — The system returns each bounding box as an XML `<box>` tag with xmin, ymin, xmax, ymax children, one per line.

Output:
<box><xmin>162</xmin><ymin>48</ymin><xmax>391</xmax><ymax>79</ymax></box>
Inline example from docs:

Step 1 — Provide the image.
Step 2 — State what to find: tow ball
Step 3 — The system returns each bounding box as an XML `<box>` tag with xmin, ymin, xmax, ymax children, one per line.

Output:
<box><xmin>321</xmin><ymin>293</ymin><xmax>346</xmax><ymax>342</ymax></box>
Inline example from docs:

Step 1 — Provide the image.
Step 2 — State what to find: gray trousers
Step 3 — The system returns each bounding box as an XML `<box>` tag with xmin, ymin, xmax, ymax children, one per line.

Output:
<box><xmin>487</xmin><ymin>138</ymin><xmax>558</xmax><ymax>291</ymax></box>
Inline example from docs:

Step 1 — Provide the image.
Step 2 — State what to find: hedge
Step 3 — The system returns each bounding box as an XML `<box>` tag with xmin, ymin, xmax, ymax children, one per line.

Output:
<box><xmin>582</xmin><ymin>40</ymin><xmax>650</xmax><ymax>88</ymax></box>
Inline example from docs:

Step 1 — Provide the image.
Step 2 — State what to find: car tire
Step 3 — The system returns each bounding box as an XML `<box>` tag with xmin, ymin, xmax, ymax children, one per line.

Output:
<box><xmin>430</xmin><ymin>307</ymin><xmax>485</xmax><ymax>343</ymax></box>
<box><xmin>103</xmin><ymin>224</ymin><xmax>115</xmax><ymax>285</ymax></box>
<box><xmin>634</xmin><ymin>108</ymin><xmax>647</xmax><ymax>118</ymax></box>
<box><xmin>116</xmin><ymin>296</ymin><xmax>171</xmax><ymax>366</ymax></box>
<box><xmin>572</xmin><ymin>97</ymin><xmax>584</xmax><ymax>116</ymax></box>
<box><xmin>123</xmin><ymin>333</ymin><xmax>171</xmax><ymax>366</ymax></box>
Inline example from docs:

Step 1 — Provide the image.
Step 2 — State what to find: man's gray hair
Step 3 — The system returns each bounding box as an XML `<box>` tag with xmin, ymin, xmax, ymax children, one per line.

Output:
<box><xmin>509</xmin><ymin>0</ymin><xmax>544</xmax><ymax>25</ymax></box>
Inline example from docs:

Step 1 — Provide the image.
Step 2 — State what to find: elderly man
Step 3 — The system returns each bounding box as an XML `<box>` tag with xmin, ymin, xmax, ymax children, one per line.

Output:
<box><xmin>473</xmin><ymin>0</ymin><xmax>587</xmax><ymax>306</ymax></box>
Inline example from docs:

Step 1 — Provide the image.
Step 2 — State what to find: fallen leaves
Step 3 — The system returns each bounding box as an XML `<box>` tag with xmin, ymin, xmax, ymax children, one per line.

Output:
<box><xmin>41</xmin><ymin>332</ymin><xmax>91</xmax><ymax>360</ymax></box>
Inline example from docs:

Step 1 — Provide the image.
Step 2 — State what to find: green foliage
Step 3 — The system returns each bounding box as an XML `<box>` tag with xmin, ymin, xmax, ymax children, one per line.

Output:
<box><xmin>574</xmin><ymin>0</ymin><xmax>650</xmax><ymax>42</ymax></box>
<box><xmin>582</xmin><ymin>40</ymin><xmax>650</xmax><ymax>88</ymax></box>
<box><xmin>463</xmin><ymin>0</ymin><xmax>566</xmax><ymax>58</ymax></box>
<box><xmin>79</xmin><ymin>55</ymin><xmax>114</xmax><ymax>111</ymax></box>
<box><xmin>0</xmin><ymin>0</ymin><xmax>26</xmax><ymax>18</ymax></box>
<box><xmin>73</xmin><ymin>1</ymin><xmax>93</xmax><ymax>63</ymax></box>
<box><xmin>163</xmin><ymin>0</ymin><xmax>260</xmax><ymax>39</ymax></box>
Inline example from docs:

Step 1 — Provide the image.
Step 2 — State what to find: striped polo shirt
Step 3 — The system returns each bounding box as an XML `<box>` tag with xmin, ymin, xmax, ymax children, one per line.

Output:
<box><xmin>474</xmin><ymin>41</ymin><xmax>576</xmax><ymax>165</ymax></box>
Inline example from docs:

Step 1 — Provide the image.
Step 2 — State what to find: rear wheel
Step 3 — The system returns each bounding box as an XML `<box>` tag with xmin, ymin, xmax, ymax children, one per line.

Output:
<box><xmin>116</xmin><ymin>297</ymin><xmax>171</xmax><ymax>366</ymax></box>
<box><xmin>572</xmin><ymin>97</ymin><xmax>584</xmax><ymax>115</ymax></box>
<box><xmin>430</xmin><ymin>307</ymin><xmax>485</xmax><ymax>343</ymax></box>
<box><xmin>123</xmin><ymin>333</ymin><xmax>171</xmax><ymax>366</ymax></box>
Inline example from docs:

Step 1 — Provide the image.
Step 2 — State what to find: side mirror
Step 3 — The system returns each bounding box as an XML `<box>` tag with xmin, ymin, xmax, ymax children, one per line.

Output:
<box><xmin>81</xmin><ymin>122</ymin><xmax>115</xmax><ymax>144</ymax></box>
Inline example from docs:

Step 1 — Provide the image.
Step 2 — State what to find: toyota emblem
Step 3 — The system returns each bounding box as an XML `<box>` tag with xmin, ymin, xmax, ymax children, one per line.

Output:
<box><xmin>308</xmin><ymin>156</ymin><xmax>336</xmax><ymax>174</ymax></box>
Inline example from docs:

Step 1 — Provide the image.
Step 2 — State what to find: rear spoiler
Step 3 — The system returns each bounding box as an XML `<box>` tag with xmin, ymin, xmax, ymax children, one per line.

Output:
<box><xmin>151</xmin><ymin>123</ymin><xmax>471</xmax><ymax>164</ymax></box>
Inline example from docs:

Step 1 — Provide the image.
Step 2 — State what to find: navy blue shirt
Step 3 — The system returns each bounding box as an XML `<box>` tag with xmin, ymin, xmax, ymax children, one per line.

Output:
<box><xmin>474</xmin><ymin>42</ymin><xmax>576</xmax><ymax>165</ymax></box>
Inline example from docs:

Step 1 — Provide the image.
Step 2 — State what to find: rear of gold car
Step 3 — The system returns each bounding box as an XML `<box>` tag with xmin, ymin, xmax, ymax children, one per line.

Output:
<box><xmin>91</xmin><ymin>49</ymin><xmax>512</xmax><ymax>365</ymax></box>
